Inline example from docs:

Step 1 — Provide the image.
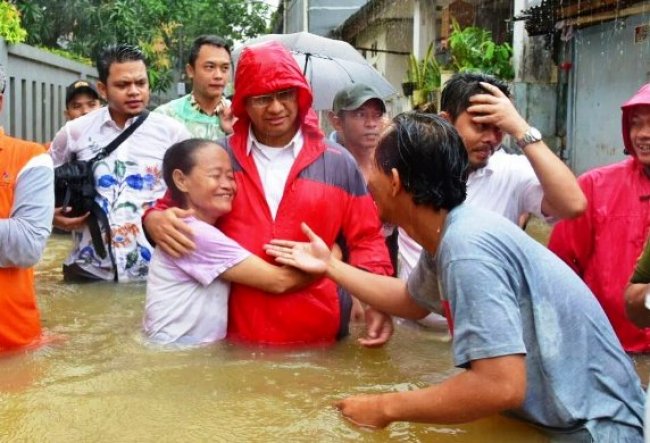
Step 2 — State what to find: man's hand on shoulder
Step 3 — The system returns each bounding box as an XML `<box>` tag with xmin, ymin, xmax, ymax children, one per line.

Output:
<box><xmin>144</xmin><ymin>207</ymin><xmax>196</xmax><ymax>258</ymax></box>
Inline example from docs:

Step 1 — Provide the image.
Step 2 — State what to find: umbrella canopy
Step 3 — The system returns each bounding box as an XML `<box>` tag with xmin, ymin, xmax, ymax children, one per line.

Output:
<box><xmin>232</xmin><ymin>32</ymin><xmax>397</xmax><ymax>111</ymax></box>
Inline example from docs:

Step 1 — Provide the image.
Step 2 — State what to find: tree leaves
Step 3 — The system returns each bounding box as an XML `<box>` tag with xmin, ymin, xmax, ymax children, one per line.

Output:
<box><xmin>15</xmin><ymin>0</ymin><xmax>272</xmax><ymax>92</ymax></box>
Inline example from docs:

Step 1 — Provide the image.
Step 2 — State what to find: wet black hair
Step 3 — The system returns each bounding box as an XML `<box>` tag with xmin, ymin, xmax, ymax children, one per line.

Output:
<box><xmin>375</xmin><ymin>112</ymin><xmax>468</xmax><ymax>211</ymax></box>
<box><xmin>440</xmin><ymin>72</ymin><xmax>510</xmax><ymax>121</ymax></box>
<box><xmin>188</xmin><ymin>35</ymin><xmax>231</xmax><ymax>66</ymax></box>
<box><xmin>163</xmin><ymin>138</ymin><xmax>217</xmax><ymax>206</ymax></box>
<box><xmin>96</xmin><ymin>44</ymin><xmax>147</xmax><ymax>84</ymax></box>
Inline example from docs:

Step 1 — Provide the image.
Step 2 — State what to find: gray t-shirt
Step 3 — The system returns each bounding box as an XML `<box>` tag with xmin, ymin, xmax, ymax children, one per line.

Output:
<box><xmin>408</xmin><ymin>204</ymin><xmax>644</xmax><ymax>441</ymax></box>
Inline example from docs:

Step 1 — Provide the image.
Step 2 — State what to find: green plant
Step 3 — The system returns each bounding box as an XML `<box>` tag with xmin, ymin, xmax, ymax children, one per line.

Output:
<box><xmin>0</xmin><ymin>1</ymin><xmax>27</xmax><ymax>44</ymax></box>
<box><xmin>447</xmin><ymin>20</ymin><xmax>514</xmax><ymax>80</ymax></box>
<box><xmin>37</xmin><ymin>45</ymin><xmax>92</xmax><ymax>65</ymax></box>
<box><xmin>406</xmin><ymin>42</ymin><xmax>441</xmax><ymax>91</ymax></box>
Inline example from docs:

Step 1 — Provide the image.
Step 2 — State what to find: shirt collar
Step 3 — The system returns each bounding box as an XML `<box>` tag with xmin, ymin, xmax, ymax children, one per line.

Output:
<box><xmin>246</xmin><ymin>126</ymin><xmax>304</xmax><ymax>158</ymax></box>
<box><xmin>99</xmin><ymin>107</ymin><xmax>140</xmax><ymax>131</ymax></box>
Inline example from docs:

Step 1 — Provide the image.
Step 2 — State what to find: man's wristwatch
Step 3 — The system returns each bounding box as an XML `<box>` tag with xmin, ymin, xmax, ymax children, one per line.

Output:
<box><xmin>515</xmin><ymin>126</ymin><xmax>542</xmax><ymax>149</ymax></box>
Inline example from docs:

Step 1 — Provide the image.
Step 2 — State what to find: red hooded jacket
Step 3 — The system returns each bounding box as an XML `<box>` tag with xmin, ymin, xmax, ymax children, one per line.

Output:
<box><xmin>147</xmin><ymin>41</ymin><xmax>392</xmax><ymax>345</ymax></box>
<box><xmin>548</xmin><ymin>83</ymin><xmax>650</xmax><ymax>352</ymax></box>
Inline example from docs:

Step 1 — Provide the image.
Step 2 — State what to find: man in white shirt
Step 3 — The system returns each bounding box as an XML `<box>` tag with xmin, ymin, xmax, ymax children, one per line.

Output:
<box><xmin>50</xmin><ymin>44</ymin><xmax>190</xmax><ymax>282</ymax></box>
<box><xmin>397</xmin><ymin>72</ymin><xmax>587</xmax><ymax>279</ymax></box>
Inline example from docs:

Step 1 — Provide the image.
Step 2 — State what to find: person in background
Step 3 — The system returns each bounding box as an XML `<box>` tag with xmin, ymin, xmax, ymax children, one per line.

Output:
<box><xmin>50</xmin><ymin>44</ymin><xmax>190</xmax><ymax>282</ymax></box>
<box><xmin>0</xmin><ymin>63</ymin><xmax>55</xmax><ymax>351</ymax></box>
<box><xmin>265</xmin><ymin>112</ymin><xmax>644</xmax><ymax>441</ymax></box>
<box><xmin>143</xmin><ymin>41</ymin><xmax>393</xmax><ymax>346</ymax></box>
<box><xmin>549</xmin><ymin>83</ymin><xmax>650</xmax><ymax>353</ymax></box>
<box><xmin>327</xmin><ymin>83</ymin><xmax>386</xmax><ymax>180</ymax></box>
<box><xmin>155</xmin><ymin>35</ymin><xmax>234</xmax><ymax>139</ymax></box>
<box><xmin>327</xmin><ymin>83</ymin><xmax>395</xmax><ymax>319</ymax></box>
<box><xmin>64</xmin><ymin>80</ymin><xmax>102</xmax><ymax>121</ymax></box>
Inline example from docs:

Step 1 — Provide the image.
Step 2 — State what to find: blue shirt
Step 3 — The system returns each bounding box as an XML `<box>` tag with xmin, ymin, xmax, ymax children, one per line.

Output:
<box><xmin>408</xmin><ymin>204</ymin><xmax>644</xmax><ymax>441</ymax></box>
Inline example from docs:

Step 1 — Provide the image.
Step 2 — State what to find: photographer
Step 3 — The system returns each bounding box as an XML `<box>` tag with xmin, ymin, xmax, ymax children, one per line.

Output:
<box><xmin>50</xmin><ymin>44</ymin><xmax>189</xmax><ymax>282</ymax></box>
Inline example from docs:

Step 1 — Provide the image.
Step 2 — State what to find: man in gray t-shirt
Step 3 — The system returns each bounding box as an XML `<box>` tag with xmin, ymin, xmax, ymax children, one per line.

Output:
<box><xmin>409</xmin><ymin>204</ymin><xmax>644</xmax><ymax>440</ymax></box>
<box><xmin>266</xmin><ymin>112</ymin><xmax>644</xmax><ymax>441</ymax></box>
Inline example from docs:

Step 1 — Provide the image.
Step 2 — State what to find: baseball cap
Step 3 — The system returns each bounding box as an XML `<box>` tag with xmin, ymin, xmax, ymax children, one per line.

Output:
<box><xmin>332</xmin><ymin>83</ymin><xmax>386</xmax><ymax>114</ymax></box>
<box><xmin>65</xmin><ymin>80</ymin><xmax>100</xmax><ymax>106</ymax></box>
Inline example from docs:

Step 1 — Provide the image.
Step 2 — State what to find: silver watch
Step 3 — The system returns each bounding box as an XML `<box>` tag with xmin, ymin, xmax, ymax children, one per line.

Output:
<box><xmin>515</xmin><ymin>127</ymin><xmax>542</xmax><ymax>149</ymax></box>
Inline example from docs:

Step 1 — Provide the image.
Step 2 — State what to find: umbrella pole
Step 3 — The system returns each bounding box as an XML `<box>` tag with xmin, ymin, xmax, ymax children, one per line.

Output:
<box><xmin>303</xmin><ymin>53</ymin><xmax>310</xmax><ymax>77</ymax></box>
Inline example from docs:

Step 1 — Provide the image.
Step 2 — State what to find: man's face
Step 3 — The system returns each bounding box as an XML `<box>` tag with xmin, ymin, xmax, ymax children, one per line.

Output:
<box><xmin>98</xmin><ymin>60</ymin><xmax>149</xmax><ymax>121</ymax></box>
<box><xmin>65</xmin><ymin>92</ymin><xmax>101</xmax><ymax>120</ymax></box>
<box><xmin>187</xmin><ymin>45</ymin><xmax>231</xmax><ymax>103</ymax></box>
<box><xmin>451</xmin><ymin>110</ymin><xmax>503</xmax><ymax>170</ymax></box>
<box><xmin>245</xmin><ymin>88</ymin><xmax>299</xmax><ymax>146</ymax></box>
<box><xmin>336</xmin><ymin>100</ymin><xmax>385</xmax><ymax>151</ymax></box>
<box><xmin>629</xmin><ymin>106</ymin><xmax>650</xmax><ymax>166</ymax></box>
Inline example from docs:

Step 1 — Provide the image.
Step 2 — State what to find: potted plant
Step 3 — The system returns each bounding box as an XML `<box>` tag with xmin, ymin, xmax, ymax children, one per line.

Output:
<box><xmin>405</xmin><ymin>42</ymin><xmax>441</xmax><ymax>107</ymax></box>
<box><xmin>447</xmin><ymin>20</ymin><xmax>514</xmax><ymax>80</ymax></box>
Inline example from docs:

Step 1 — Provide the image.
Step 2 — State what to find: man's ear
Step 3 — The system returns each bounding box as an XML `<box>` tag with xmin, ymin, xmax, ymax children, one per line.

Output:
<box><xmin>172</xmin><ymin>169</ymin><xmax>189</xmax><ymax>193</ymax></box>
<box><xmin>97</xmin><ymin>82</ymin><xmax>108</xmax><ymax>101</ymax></box>
<box><xmin>328</xmin><ymin>111</ymin><xmax>343</xmax><ymax>132</ymax></box>
<box><xmin>390</xmin><ymin>168</ymin><xmax>402</xmax><ymax>197</ymax></box>
<box><xmin>0</xmin><ymin>94</ymin><xmax>4</xmax><ymax>115</ymax></box>
<box><xmin>185</xmin><ymin>63</ymin><xmax>194</xmax><ymax>81</ymax></box>
<box><xmin>439</xmin><ymin>110</ymin><xmax>451</xmax><ymax>122</ymax></box>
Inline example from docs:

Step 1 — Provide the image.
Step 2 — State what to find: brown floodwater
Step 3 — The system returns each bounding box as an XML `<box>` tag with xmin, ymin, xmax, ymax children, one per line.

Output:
<box><xmin>0</xmin><ymin>221</ymin><xmax>645</xmax><ymax>442</ymax></box>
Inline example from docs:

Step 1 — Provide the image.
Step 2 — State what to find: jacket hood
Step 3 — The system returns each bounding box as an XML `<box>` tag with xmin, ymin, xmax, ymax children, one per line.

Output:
<box><xmin>231</xmin><ymin>41</ymin><xmax>322</xmax><ymax>139</ymax></box>
<box><xmin>622</xmin><ymin>83</ymin><xmax>650</xmax><ymax>156</ymax></box>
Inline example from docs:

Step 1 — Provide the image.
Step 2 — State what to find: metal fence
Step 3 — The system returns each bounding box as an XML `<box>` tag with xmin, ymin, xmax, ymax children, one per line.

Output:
<box><xmin>0</xmin><ymin>39</ymin><xmax>98</xmax><ymax>144</ymax></box>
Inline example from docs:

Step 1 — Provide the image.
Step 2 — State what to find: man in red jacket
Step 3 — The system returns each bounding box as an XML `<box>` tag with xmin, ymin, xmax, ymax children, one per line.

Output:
<box><xmin>143</xmin><ymin>41</ymin><xmax>393</xmax><ymax>346</ymax></box>
<box><xmin>549</xmin><ymin>83</ymin><xmax>650</xmax><ymax>353</ymax></box>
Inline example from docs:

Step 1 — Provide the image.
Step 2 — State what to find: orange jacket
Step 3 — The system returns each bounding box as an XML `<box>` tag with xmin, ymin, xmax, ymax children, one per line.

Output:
<box><xmin>0</xmin><ymin>131</ymin><xmax>46</xmax><ymax>350</ymax></box>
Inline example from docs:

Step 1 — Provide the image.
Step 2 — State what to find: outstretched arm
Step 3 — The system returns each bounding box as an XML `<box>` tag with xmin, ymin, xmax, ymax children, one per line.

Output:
<box><xmin>220</xmin><ymin>254</ymin><xmax>316</xmax><ymax>294</ymax></box>
<box><xmin>265</xmin><ymin>223</ymin><xmax>429</xmax><ymax>319</ymax></box>
<box><xmin>335</xmin><ymin>354</ymin><xmax>526</xmax><ymax>428</ymax></box>
<box><xmin>469</xmin><ymin>82</ymin><xmax>586</xmax><ymax>220</ymax></box>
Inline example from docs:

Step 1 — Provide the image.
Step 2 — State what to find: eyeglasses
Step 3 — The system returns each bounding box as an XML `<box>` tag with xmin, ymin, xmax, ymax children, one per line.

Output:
<box><xmin>247</xmin><ymin>88</ymin><xmax>297</xmax><ymax>108</ymax></box>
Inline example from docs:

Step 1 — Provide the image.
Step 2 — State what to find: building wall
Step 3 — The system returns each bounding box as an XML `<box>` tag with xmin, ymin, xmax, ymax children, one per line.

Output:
<box><xmin>0</xmin><ymin>40</ymin><xmax>97</xmax><ymax>143</ymax></box>
<box><xmin>284</xmin><ymin>0</ymin><xmax>366</xmax><ymax>35</ymax></box>
<box><xmin>567</xmin><ymin>10</ymin><xmax>650</xmax><ymax>174</ymax></box>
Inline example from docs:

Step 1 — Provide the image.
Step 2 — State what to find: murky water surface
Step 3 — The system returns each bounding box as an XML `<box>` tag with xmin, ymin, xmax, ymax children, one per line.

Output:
<box><xmin>0</xmin><ymin>221</ymin><xmax>646</xmax><ymax>442</ymax></box>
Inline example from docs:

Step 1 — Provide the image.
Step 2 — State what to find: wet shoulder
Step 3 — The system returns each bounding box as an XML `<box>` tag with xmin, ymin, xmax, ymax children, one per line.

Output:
<box><xmin>299</xmin><ymin>140</ymin><xmax>367</xmax><ymax>197</ymax></box>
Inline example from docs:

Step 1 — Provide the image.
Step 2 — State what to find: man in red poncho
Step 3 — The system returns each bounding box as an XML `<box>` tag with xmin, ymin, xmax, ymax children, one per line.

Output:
<box><xmin>143</xmin><ymin>41</ymin><xmax>394</xmax><ymax>346</ymax></box>
<box><xmin>549</xmin><ymin>83</ymin><xmax>650</xmax><ymax>352</ymax></box>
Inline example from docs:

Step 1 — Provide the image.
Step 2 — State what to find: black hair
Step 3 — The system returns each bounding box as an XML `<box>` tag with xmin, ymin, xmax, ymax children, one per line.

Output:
<box><xmin>440</xmin><ymin>72</ymin><xmax>510</xmax><ymax>121</ymax></box>
<box><xmin>375</xmin><ymin>112</ymin><xmax>468</xmax><ymax>211</ymax></box>
<box><xmin>96</xmin><ymin>44</ymin><xmax>146</xmax><ymax>84</ymax></box>
<box><xmin>162</xmin><ymin>138</ymin><xmax>216</xmax><ymax>206</ymax></box>
<box><xmin>188</xmin><ymin>35</ymin><xmax>231</xmax><ymax>66</ymax></box>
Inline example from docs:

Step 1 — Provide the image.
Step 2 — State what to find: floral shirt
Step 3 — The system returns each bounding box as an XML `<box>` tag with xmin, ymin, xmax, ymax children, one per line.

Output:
<box><xmin>49</xmin><ymin>107</ymin><xmax>191</xmax><ymax>282</ymax></box>
<box><xmin>154</xmin><ymin>94</ymin><xmax>231</xmax><ymax>140</ymax></box>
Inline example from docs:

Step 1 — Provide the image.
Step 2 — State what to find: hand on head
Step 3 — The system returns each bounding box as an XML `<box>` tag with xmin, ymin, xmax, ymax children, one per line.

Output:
<box><xmin>467</xmin><ymin>82</ymin><xmax>528</xmax><ymax>139</ymax></box>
